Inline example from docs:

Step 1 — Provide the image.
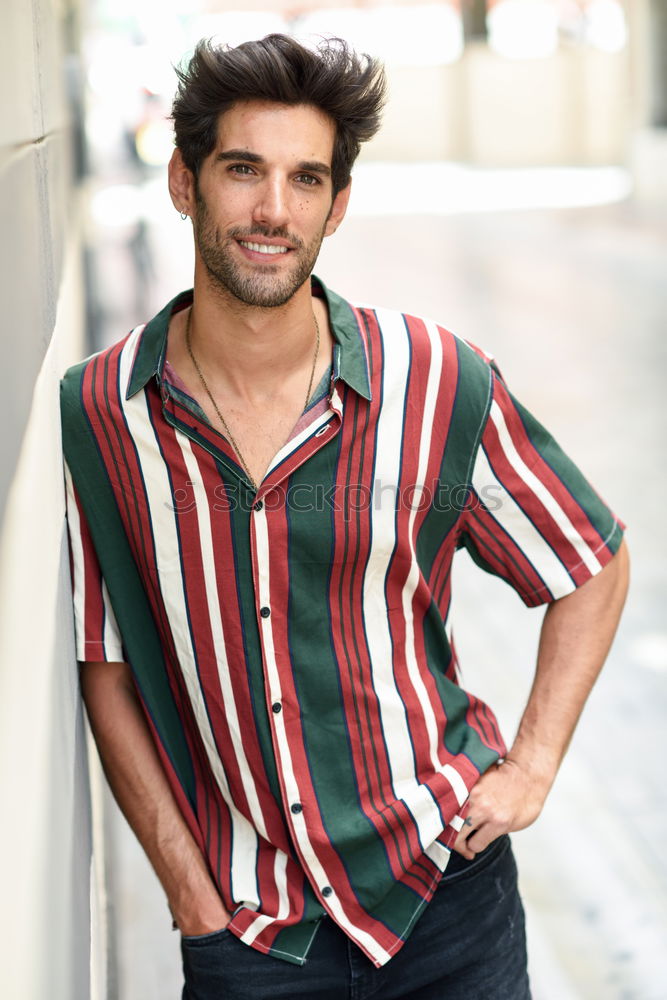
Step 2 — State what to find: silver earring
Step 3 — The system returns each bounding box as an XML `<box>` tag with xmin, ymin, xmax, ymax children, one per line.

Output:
<box><xmin>180</xmin><ymin>210</ymin><xmax>188</xmax><ymax>220</ymax></box>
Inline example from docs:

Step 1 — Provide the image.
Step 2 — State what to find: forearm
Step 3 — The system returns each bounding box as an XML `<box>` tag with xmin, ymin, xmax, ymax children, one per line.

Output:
<box><xmin>508</xmin><ymin>537</ymin><xmax>630</xmax><ymax>789</ymax></box>
<box><xmin>80</xmin><ymin>660</ymin><xmax>229</xmax><ymax>934</ymax></box>
<box><xmin>455</xmin><ymin>539</ymin><xmax>629</xmax><ymax>858</ymax></box>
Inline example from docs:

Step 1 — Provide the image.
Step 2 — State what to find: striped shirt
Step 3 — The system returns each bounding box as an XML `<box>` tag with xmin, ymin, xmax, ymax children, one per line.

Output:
<box><xmin>61</xmin><ymin>277</ymin><xmax>623</xmax><ymax>967</ymax></box>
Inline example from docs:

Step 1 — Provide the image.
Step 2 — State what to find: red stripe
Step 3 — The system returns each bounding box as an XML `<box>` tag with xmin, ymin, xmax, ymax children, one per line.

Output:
<box><xmin>253</xmin><ymin>491</ymin><xmax>413</xmax><ymax>948</ymax></box>
<box><xmin>72</xmin><ymin>487</ymin><xmax>107</xmax><ymax>651</ymax></box>
<box><xmin>142</xmin><ymin>395</ymin><xmax>246</xmax><ymax>897</ymax></box>
<box><xmin>159</xmin><ymin>425</ymin><xmax>255</xmax><ymax>823</ymax></box>
<box><xmin>486</xmin><ymin>379</ymin><xmax>606</xmax><ymax>582</ymax></box>
<box><xmin>66</xmin><ymin>292</ymin><xmax>619</xmax><ymax>967</ymax></box>
<box><xmin>87</xmin><ymin>344</ymin><xmax>149</xmax><ymax>576</ymax></box>
<box><xmin>328</xmin><ymin>314</ymin><xmax>428</xmax><ymax>886</ymax></box>
<box><xmin>467</xmin><ymin>504</ymin><xmax>552</xmax><ymax>604</ymax></box>
<box><xmin>193</xmin><ymin>448</ymin><xmax>293</xmax><ymax>852</ymax></box>
<box><xmin>104</xmin><ymin>360</ymin><xmax>233</xmax><ymax>894</ymax></box>
<box><xmin>83</xmin><ymin>352</ymin><xmax>223</xmax><ymax>879</ymax></box>
<box><xmin>386</xmin><ymin>318</ymin><xmax>463</xmax><ymax>776</ymax></box>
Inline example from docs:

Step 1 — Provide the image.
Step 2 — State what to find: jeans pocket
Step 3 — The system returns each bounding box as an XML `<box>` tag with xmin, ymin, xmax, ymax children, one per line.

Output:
<box><xmin>439</xmin><ymin>833</ymin><xmax>510</xmax><ymax>886</ymax></box>
<box><xmin>181</xmin><ymin>925</ymin><xmax>231</xmax><ymax>948</ymax></box>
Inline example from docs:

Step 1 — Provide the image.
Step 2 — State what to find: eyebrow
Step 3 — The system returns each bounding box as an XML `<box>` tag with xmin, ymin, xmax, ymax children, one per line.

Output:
<box><xmin>216</xmin><ymin>149</ymin><xmax>331</xmax><ymax>177</ymax></box>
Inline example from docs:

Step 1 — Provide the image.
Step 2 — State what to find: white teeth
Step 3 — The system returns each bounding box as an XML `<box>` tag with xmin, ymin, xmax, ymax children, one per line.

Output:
<box><xmin>240</xmin><ymin>241</ymin><xmax>288</xmax><ymax>255</ymax></box>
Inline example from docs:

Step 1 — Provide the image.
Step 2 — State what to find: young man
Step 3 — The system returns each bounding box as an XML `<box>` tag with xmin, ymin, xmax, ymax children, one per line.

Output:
<box><xmin>61</xmin><ymin>34</ymin><xmax>628</xmax><ymax>1000</ymax></box>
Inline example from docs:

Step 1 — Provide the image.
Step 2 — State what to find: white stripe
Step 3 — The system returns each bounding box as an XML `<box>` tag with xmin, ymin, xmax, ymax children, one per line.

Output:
<box><xmin>64</xmin><ymin>462</ymin><xmax>88</xmax><ymax>661</ymax></box>
<box><xmin>488</xmin><ymin>399</ymin><xmax>602</xmax><ymax>574</ymax></box>
<box><xmin>177</xmin><ymin>436</ymin><xmax>270</xmax><ymax>843</ymax></box>
<box><xmin>441</xmin><ymin>763</ymin><xmax>468</xmax><ymax>804</ymax></box>
<box><xmin>266</xmin><ymin>407</ymin><xmax>334</xmax><ymax>477</ymax></box>
<box><xmin>117</xmin><ymin>337</ymin><xmax>261</xmax><ymax>904</ymax></box>
<box><xmin>253</xmin><ymin>504</ymin><xmax>392</xmax><ymax>966</ymax></box>
<box><xmin>239</xmin><ymin>848</ymin><xmax>290</xmax><ymax>946</ymax></box>
<box><xmin>362</xmin><ymin>309</ymin><xmax>447</xmax><ymax>844</ymax></box>
<box><xmin>330</xmin><ymin>383</ymin><xmax>344</xmax><ymax>417</ymax></box>
<box><xmin>100</xmin><ymin>578</ymin><xmax>123</xmax><ymax>660</ymax></box>
<box><xmin>64</xmin><ymin>462</ymin><xmax>123</xmax><ymax>660</ymax></box>
<box><xmin>472</xmin><ymin>446</ymin><xmax>575</xmax><ymax>596</ymax></box>
<box><xmin>424</xmin><ymin>839</ymin><xmax>451</xmax><ymax>871</ymax></box>
<box><xmin>398</xmin><ymin>318</ymin><xmax>470</xmax><ymax>812</ymax></box>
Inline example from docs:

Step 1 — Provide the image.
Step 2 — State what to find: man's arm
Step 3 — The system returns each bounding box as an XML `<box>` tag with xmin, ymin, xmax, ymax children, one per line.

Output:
<box><xmin>454</xmin><ymin>538</ymin><xmax>630</xmax><ymax>859</ymax></box>
<box><xmin>81</xmin><ymin>660</ymin><xmax>230</xmax><ymax>934</ymax></box>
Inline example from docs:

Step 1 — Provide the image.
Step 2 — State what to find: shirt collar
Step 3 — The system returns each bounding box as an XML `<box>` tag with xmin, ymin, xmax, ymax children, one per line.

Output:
<box><xmin>125</xmin><ymin>276</ymin><xmax>372</xmax><ymax>402</ymax></box>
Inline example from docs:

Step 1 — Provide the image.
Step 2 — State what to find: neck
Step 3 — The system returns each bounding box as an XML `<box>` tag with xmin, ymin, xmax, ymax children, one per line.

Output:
<box><xmin>186</xmin><ymin>267</ymin><xmax>323</xmax><ymax>402</ymax></box>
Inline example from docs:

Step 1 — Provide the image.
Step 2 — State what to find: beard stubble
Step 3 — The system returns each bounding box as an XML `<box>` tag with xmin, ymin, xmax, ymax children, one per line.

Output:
<box><xmin>194</xmin><ymin>192</ymin><xmax>328</xmax><ymax>309</ymax></box>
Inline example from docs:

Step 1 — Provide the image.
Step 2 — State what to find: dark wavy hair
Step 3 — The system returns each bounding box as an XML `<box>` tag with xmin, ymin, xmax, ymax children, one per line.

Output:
<box><xmin>171</xmin><ymin>34</ymin><xmax>386</xmax><ymax>196</ymax></box>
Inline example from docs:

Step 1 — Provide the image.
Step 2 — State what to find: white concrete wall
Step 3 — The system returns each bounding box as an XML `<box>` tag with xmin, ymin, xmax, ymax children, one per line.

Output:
<box><xmin>0</xmin><ymin>1</ymin><xmax>102</xmax><ymax>998</ymax></box>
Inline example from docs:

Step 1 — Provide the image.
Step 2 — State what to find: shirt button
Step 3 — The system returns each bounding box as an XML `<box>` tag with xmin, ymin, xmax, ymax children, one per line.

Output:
<box><xmin>290</xmin><ymin>803</ymin><xmax>303</xmax><ymax>814</ymax></box>
<box><xmin>271</xmin><ymin>702</ymin><xmax>282</xmax><ymax>713</ymax></box>
<box><xmin>253</xmin><ymin>500</ymin><xmax>263</xmax><ymax>511</ymax></box>
<box><xmin>322</xmin><ymin>886</ymin><xmax>333</xmax><ymax>898</ymax></box>
<box><xmin>260</xmin><ymin>606</ymin><xmax>271</xmax><ymax>618</ymax></box>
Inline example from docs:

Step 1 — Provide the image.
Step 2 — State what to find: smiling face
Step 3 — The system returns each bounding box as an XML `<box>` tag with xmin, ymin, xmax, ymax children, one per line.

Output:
<box><xmin>175</xmin><ymin>100</ymin><xmax>351</xmax><ymax>309</ymax></box>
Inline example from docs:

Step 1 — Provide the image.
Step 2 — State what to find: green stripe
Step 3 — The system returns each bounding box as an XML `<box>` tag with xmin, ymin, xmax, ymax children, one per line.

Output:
<box><xmin>60</xmin><ymin>362</ymin><xmax>197</xmax><ymax>806</ymax></box>
<box><xmin>511</xmin><ymin>392</ymin><xmax>623</xmax><ymax>548</ymax></box>
<box><xmin>269</xmin><ymin>913</ymin><xmax>324</xmax><ymax>966</ymax></box>
<box><xmin>223</xmin><ymin>471</ymin><xmax>285</xmax><ymax>805</ymax></box>
<box><xmin>422</xmin><ymin>609</ymin><xmax>501</xmax><ymax>768</ymax></box>
<box><xmin>284</xmin><ymin>423</ymin><xmax>434</xmax><ymax>923</ymax></box>
<box><xmin>415</xmin><ymin>340</ymin><xmax>502</xmax><ymax>768</ymax></box>
<box><xmin>285</xmin><ymin>437</ymin><xmax>401</xmax><ymax>905</ymax></box>
<box><xmin>125</xmin><ymin>291</ymin><xmax>185</xmax><ymax>398</ymax></box>
<box><xmin>319</xmin><ymin>281</ymin><xmax>372</xmax><ymax>401</ymax></box>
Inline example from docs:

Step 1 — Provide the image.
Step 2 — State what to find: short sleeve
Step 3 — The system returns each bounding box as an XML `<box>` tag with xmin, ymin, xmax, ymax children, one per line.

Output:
<box><xmin>459</xmin><ymin>371</ymin><xmax>625</xmax><ymax>607</ymax></box>
<box><xmin>64</xmin><ymin>462</ymin><xmax>125</xmax><ymax>661</ymax></box>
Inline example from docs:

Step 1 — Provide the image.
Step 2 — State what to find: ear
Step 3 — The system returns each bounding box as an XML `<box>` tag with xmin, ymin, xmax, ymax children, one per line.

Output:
<box><xmin>168</xmin><ymin>148</ymin><xmax>196</xmax><ymax>218</ymax></box>
<box><xmin>324</xmin><ymin>180</ymin><xmax>352</xmax><ymax>237</ymax></box>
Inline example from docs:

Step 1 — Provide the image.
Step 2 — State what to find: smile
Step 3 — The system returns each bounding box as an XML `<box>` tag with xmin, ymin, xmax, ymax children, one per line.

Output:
<box><xmin>238</xmin><ymin>241</ymin><xmax>289</xmax><ymax>255</ymax></box>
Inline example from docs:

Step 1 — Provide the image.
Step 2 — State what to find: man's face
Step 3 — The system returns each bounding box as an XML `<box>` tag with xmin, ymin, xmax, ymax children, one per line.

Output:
<box><xmin>191</xmin><ymin>100</ymin><xmax>348</xmax><ymax>308</ymax></box>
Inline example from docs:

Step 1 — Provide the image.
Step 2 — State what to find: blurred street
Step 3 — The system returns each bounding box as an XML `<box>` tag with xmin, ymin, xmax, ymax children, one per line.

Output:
<box><xmin>97</xmin><ymin>178</ymin><xmax>667</xmax><ymax>1000</ymax></box>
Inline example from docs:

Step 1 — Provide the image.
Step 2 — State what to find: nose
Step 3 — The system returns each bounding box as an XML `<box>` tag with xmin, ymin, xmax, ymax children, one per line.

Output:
<box><xmin>252</xmin><ymin>174</ymin><xmax>290</xmax><ymax>232</ymax></box>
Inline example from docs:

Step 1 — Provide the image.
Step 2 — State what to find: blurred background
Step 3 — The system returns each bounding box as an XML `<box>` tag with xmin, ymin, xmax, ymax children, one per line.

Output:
<box><xmin>1</xmin><ymin>1</ymin><xmax>665</xmax><ymax>998</ymax></box>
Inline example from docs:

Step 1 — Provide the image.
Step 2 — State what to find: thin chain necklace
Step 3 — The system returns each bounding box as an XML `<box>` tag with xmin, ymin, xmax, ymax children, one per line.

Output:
<box><xmin>185</xmin><ymin>305</ymin><xmax>320</xmax><ymax>491</ymax></box>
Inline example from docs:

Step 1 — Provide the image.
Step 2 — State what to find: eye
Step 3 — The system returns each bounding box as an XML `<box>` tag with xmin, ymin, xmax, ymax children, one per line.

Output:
<box><xmin>295</xmin><ymin>173</ymin><xmax>319</xmax><ymax>187</ymax></box>
<box><xmin>229</xmin><ymin>163</ymin><xmax>255</xmax><ymax>176</ymax></box>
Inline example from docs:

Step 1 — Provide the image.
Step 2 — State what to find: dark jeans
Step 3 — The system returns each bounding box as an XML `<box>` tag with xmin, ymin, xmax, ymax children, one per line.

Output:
<box><xmin>181</xmin><ymin>835</ymin><xmax>531</xmax><ymax>1000</ymax></box>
